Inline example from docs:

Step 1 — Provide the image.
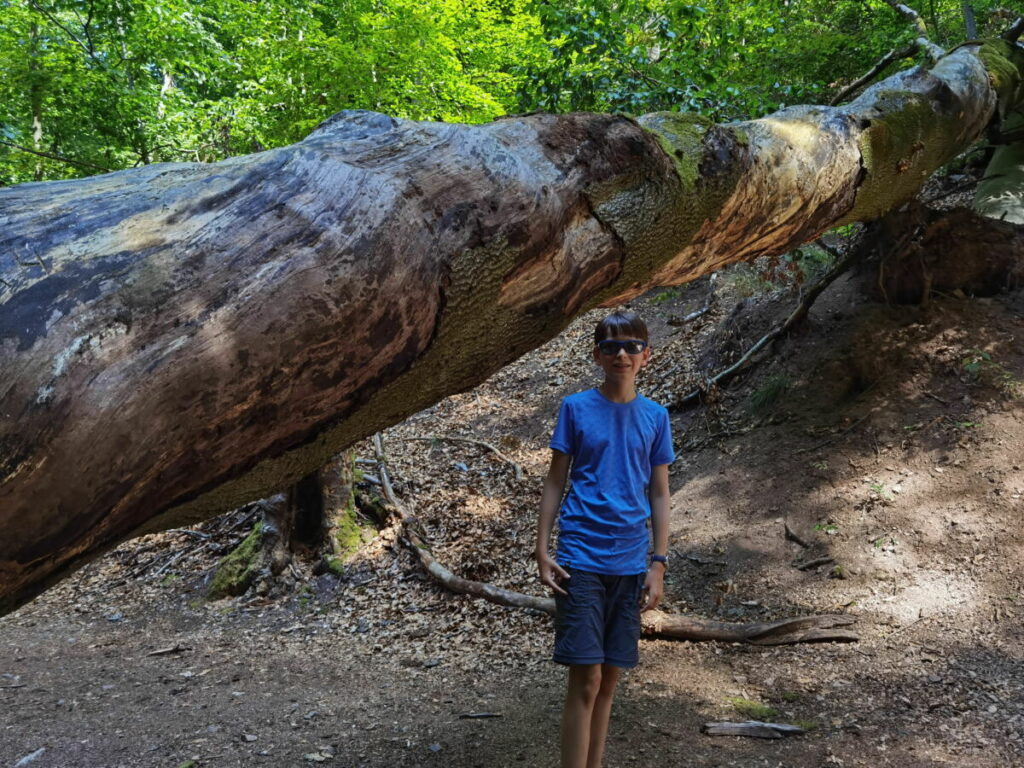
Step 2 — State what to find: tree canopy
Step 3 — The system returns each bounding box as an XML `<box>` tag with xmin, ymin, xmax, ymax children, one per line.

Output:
<box><xmin>0</xmin><ymin>0</ymin><xmax>1014</xmax><ymax>185</ymax></box>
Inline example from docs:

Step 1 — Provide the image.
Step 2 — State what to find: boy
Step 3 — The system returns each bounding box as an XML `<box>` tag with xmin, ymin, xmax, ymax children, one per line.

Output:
<box><xmin>536</xmin><ymin>310</ymin><xmax>674</xmax><ymax>768</ymax></box>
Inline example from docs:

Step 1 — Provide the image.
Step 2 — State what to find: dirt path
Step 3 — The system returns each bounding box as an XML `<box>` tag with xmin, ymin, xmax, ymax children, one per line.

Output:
<box><xmin>3</xmin><ymin>274</ymin><xmax>1023</xmax><ymax>767</ymax></box>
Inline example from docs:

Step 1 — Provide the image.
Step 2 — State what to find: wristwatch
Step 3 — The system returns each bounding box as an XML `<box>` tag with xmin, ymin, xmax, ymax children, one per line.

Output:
<box><xmin>650</xmin><ymin>554</ymin><xmax>668</xmax><ymax>568</ymax></box>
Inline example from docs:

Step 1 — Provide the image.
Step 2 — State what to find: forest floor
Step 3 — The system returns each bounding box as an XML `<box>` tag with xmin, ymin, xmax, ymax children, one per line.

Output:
<box><xmin>3</xmin><ymin>258</ymin><xmax>1024</xmax><ymax>768</ymax></box>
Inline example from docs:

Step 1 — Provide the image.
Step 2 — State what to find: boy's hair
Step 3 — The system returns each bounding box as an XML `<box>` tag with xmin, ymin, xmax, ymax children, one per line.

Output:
<box><xmin>593</xmin><ymin>310</ymin><xmax>649</xmax><ymax>344</ymax></box>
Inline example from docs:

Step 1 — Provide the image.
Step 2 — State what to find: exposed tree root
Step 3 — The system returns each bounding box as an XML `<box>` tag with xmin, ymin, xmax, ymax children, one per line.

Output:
<box><xmin>371</xmin><ymin>435</ymin><xmax>859</xmax><ymax>646</ymax></box>
<box><xmin>865</xmin><ymin>206</ymin><xmax>1024</xmax><ymax>303</ymax></box>
<box><xmin>673</xmin><ymin>241</ymin><xmax>860</xmax><ymax>409</ymax></box>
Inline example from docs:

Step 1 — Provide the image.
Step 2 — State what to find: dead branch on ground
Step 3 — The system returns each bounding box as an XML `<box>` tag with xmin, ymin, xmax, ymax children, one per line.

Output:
<box><xmin>371</xmin><ymin>434</ymin><xmax>859</xmax><ymax>645</ymax></box>
<box><xmin>701</xmin><ymin>721</ymin><xmax>806</xmax><ymax>739</ymax></box>
<box><xmin>668</xmin><ymin>273</ymin><xmax>718</xmax><ymax>327</ymax></box>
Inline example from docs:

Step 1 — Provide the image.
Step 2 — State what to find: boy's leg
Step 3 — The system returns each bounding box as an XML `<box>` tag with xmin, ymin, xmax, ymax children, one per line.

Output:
<box><xmin>585</xmin><ymin>663</ymin><xmax>621</xmax><ymax>768</ymax></box>
<box><xmin>561</xmin><ymin>663</ymin><xmax>602</xmax><ymax>768</ymax></box>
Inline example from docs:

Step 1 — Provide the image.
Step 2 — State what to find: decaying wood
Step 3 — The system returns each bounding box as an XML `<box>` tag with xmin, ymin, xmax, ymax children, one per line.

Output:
<box><xmin>795</xmin><ymin>556</ymin><xmax>836</xmax><ymax>571</ymax></box>
<box><xmin>1</xmin><ymin>40</ymin><xmax>1019</xmax><ymax>614</ymax></box>
<box><xmin>668</xmin><ymin>273</ymin><xmax>717</xmax><ymax>326</ymax></box>
<box><xmin>701</xmin><ymin>721</ymin><xmax>807</xmax><ymax>739</ymax></box>
<box><xmin>642</xmin><ymin>611</ymin><xmax>857</xmax><ymax>644</ymax></box>
<box><xmin>372</xmin><ymin>434</ymin><xmax>859</xmax><ymax>645</ymax></box>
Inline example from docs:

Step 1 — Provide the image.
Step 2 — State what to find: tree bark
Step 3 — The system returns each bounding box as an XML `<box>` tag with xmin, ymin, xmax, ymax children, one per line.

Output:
<box><xmin>1</xmin><ymin>42</ymin><xmax>1021</xmax><ymax>614</ymax></box>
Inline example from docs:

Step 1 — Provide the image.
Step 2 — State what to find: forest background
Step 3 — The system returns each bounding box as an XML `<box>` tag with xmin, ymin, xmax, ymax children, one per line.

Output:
<box><xmin>0</xmin><ymin>0</ymin><xmax>1012</xmax><ymax>187</ymax></box>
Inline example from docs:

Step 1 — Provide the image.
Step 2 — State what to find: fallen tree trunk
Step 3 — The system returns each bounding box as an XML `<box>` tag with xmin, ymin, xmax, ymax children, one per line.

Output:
<box><xmin>0</xmin><ymin>40</ymin><xmax>1020</xmax><ymax>614</ymax></box>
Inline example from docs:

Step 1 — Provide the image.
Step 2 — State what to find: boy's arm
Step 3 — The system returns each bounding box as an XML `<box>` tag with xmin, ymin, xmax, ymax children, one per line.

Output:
<box><xmin>642</xmin><ymin>463</ymin><xmax>671</xmax><ymax>612</ymax></box>
<box><xmin>536</xmin><ymin>450</ymin><xmax>572</xmax><ymax>595</ymax></box>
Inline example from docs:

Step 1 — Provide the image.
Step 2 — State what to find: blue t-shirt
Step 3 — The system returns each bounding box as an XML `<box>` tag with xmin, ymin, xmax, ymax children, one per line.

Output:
<box><xmin>550</xmin><ymin>388</ymin><xmax>675</xmax><ymax>575</ymax></box>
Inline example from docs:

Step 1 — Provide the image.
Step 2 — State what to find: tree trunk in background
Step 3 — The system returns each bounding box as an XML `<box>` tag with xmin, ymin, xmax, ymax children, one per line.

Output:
<box><xmin>207</xmin><ymin>451</ymin><xmax>360</xmax><ymax>599</ymax></box>
<box><xmin>1</xmin><ymin>41</ymin><xmax>1021</xmax><ymax>614</ymax></box>
<box><xmin>29</xmin><ymin>23</ymin><xmax>44</xmax><ymax>182</ymax></box>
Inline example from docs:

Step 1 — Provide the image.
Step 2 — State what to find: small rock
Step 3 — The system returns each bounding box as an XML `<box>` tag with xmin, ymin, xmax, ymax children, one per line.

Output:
<box><xmin>428</xmin><ymin>743</ymin><xmax>442</xmax><ymax>752</ymax></box>
<box><xmin>14</xmin><ymin>748</ymin><xmax>46</xmax><ymax>767</ymax></box>
<box><xmin>243</xmin><ymin>734</ymin><xmax>258</xmax><ymax>742</ymax></box>
<box><xmin>106</xmin><ymin>611</ymin><xmax>124</xmax><ymax>622</ymax></box>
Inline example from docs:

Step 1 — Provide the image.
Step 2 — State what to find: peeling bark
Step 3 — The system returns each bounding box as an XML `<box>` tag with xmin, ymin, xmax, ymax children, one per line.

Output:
<box><xmin>1</xmin><ymin>42</ymin><xmax>1021</xmax><ymax>614</ymax></box>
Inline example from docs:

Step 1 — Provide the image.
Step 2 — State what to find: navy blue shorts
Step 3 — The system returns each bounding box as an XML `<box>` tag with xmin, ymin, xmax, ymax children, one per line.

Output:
<box><xmin>553</xmin><ymin>568</ymin><xmax>644</xmax><ymax>668</ymax></box>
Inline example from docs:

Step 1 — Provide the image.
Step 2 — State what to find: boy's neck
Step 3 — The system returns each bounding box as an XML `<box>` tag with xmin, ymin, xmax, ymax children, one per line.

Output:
<box><xmin>599</xmin><ymin>380</ymin><xmax>637</xmax><ymax>403</ymax></box>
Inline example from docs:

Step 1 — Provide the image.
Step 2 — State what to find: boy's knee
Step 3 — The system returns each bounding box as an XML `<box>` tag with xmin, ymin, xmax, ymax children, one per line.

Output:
<box><xmin>568</xmin><ymin>664</ymin><xmax>603</xmax><ymax>702</ymax></box>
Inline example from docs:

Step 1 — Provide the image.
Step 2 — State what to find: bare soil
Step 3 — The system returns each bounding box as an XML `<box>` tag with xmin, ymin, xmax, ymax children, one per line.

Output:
<box><xmin>3</xmin><ymin>266</ymin><xmax>1023</xmax><ymax>768</ymax></box>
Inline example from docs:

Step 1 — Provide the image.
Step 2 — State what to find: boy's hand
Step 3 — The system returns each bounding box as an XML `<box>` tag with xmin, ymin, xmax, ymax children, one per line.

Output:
<box><xmin>537</xmin><ymin>551</ymin><xmax>570</xmax><ymax>595</ymax></box>
<box><xmin>641</xmin><ymin>564</ymin><xmax>665</xmax><ymax>612</ymax></box>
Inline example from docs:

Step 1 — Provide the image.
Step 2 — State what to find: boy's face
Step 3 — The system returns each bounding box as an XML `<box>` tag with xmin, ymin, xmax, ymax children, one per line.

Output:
<box><xmin>593</xmin><ymin>332</ymin><xmax>651</xmax><ymax>383</ymax></box>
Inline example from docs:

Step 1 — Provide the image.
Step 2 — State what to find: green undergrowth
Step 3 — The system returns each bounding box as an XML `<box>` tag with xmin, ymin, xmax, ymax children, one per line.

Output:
<box><xmin>728</xmin><ymin>697</ymin><xmax>779</xmax><ymax>720</ymax></box>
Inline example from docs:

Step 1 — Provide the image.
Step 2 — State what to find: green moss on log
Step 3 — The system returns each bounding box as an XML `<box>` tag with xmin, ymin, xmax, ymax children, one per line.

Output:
<box><xmin>842</xmin><ymin>90</ymin><xmax>964</xmax><ymax>223</ymax></box>
<box><xmin>332</xmin><ymin>496</ymin><xmax>366</xmax><ymax>561</ymax></box>
<box><xmin>641</xmin><ymin>112</ymin><xmax>715</xmax><ymax>187</ymax></box>
<box><xmin>207</xmin><ymin>522</ymin><xmax>263</xmax><ymax>600</ymax></box>
<box><xmin>978</xmin><ymin>39</ymin><xmax>1024</xmax><ymax>114</ymax></box>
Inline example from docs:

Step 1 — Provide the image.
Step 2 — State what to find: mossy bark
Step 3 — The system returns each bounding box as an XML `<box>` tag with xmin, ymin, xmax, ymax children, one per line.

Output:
<box><xmin>207</xmin><ymin>451</ymin><xmax>373</xmax><ymax>598</ymax></box>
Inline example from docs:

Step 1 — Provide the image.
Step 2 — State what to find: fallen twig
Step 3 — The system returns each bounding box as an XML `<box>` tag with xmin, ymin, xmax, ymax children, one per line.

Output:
<box><xmin>795</xmin><ymin>556</ymin><xmax>835</xmax><ymax>571</ymax></box>
<box><xmin>793</xmin><ymin>413</ymin><xmax>872</xmax><ymax>455</ymax></box>
<box><xmin>458</xmin><ymin>712</ymin><xmax>503</xmax><ymax>719</ymax></box>
<box><xmin>146</xmin><ymin>644</ymin><xmax>191</xmax><ymax>657</ymax></box>
<box><xmin>668</xmin><ymin>273</ymin><xmax>717</xmax><ymax>327</ymax></box>
<box><xmin>642</xmin><ymin>611</ymin><xmax>857</xmax><ymax>644</ymax></box>
<box><xmin>402</xmin><ymin>435</ymin><xmax>523</xmax><ymax>482</ymax></box>
<box><xmin>784</xmin><ymin>522</ymin><xmax>812</xmax><ymax>549</ymax></box>
<box><xmin>151</xmin><ymin>541</ymin><xmax>209</xmax><ymax>579</ymax></box>
<box><xmin>167</xmin><ymin>528</ymin><xmax>211</xmax><ymax>540</ymax></box>
<box><xmin>371</xmin><ymin>434</ymin><xmax>858</xmax><ymax>645</ymax></box>
<box><xmin>701</xmin><ymin>721</ymin><xmax>806</xmax><ymax>739</ymax></box>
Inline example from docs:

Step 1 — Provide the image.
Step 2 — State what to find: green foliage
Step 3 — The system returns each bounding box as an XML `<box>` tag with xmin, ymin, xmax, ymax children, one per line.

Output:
<box><xmin>961</xmin><ymin>348</ymin><xmax>1022</xmax><ymax>397</ymax></box>
<box><xmin>2</xmin><ymin>0</ymin><xmax>1012</xmax><ymax>186</ymax></box>
<box><xmin>750</xmin><ymin>372</ymin><xmax>790</xmax><ymax>412</ymax></box>
<box><xmin>0</xmin><ymin>0</ymin><xmax>543</xmax><ymax>183</ymax></box>
<box><xmin>728</xmin><ymin>696</ymin><xmax>778</xmax><ymax>720</ymax></box>
<box><xmin>651</xmin><ymin>286</ymin><xmax>681</xmax><ymax>304</ymax></box>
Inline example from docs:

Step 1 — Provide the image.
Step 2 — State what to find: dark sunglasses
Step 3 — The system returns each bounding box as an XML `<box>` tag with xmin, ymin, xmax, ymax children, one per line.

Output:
<box><xmin>596</xmin><ymin>339</ymin><xmax>648</xmax><ymax>355</ymax></box>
